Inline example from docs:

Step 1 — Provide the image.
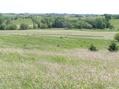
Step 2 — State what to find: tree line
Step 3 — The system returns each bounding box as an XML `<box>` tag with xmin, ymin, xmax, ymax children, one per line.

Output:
<box><xmin>0</xmin><ymin>14</ymin><xmax>113</xmax><ymax>30</ymax></box>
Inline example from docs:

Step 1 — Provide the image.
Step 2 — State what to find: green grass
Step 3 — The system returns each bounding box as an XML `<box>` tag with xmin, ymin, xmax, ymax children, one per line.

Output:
<box><xmin>0</xmin><ymin>30</ymin><xmax>119</xmax><ymax>89</ymax></box>
<box><xmin>0</xmin><ymin>35</ymin><xmax>111</xmax><ymax>50</ymax></box>
<box><xmin>110</xmin><ymin>19</ymin><xmax>119</xmax><ymax>29</ymax></box>
<box><xmin>0</xmin><ymin>51</ymin><xmax>119</xmax><ymax>89</ymax></box>
<box><xmin>11</xmin><ymin>18</ymin><xmax>33</xmax><ymax>26</ymax></box>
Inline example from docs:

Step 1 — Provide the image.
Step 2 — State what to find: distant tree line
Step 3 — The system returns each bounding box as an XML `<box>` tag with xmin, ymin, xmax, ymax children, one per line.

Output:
<box><xmin>0</xmin><ymin>14</ymin><xmax>113</xmax><ymax>30</ymax></box>
<box><xmin>31</xmin><ymin>15</ymin><xmax>113</xmax><ymax>29</ymax></box>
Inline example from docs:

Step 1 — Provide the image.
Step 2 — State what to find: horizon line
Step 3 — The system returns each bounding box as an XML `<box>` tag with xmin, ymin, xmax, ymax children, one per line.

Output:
<box><xmin>1</xmin><ymin>12</ymin><xmax>119</xmax><ymax>15</ymax></box>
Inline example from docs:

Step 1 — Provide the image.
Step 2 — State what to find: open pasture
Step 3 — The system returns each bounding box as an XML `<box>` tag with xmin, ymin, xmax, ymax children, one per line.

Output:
<box><xmin>0</xmin><ymin>30</ymin><xmax>118</xmax><ymax>89</ymax></box>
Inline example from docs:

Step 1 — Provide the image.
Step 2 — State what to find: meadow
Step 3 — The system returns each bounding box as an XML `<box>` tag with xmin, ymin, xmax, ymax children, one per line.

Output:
<box><xmin>0</xmin><ymin>30</ymin><xmax>119</xmax><ymax>89</ymax></box>
<box><xmin>110</xmin><ymin>19</ymin><xmax>119</xmax><ymax>29</ymax></box>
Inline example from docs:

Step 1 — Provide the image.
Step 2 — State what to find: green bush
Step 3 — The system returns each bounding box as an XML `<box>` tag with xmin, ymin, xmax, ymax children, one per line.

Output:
<box><xmin>108</xmin><ymin>42</ymin><xmax>118</xmax><ymax>52</ymax></box>
<box><xmin>20</xmin><ymin>23</ymin><xmax>29</xmax><ymax>30</ymax></box>
<box><xmin>0</xmin><ymin>24</ymin><xmax>6</xmax><ymax>30</ymax></box>
<box><xmin>89</xmin><ymin>44</ymin><xmax>97</xmax><ymax>51</ymax></box>
<box><xmin>77</xmin><ymin>21</ymin><xmax>93</xmax><ymax>29</ymax></box>
<box><xmin>114</xmin><ymin>33</ymin><xmax>119</xmax><ymax>42</ymax></box>
<box><xmin>6</xmin><ymin>24</ymin><xmax>17</xmax><ymax>30</ymax></box>
<box><xmin>33</xmin><ymin>23</ymin><xmax>38</xmax><ymax>29</ymax></box>
<box><xmin>40</xmin><ymin>23</ymin><xmax>48</xmax><ymax>29</ymax></box>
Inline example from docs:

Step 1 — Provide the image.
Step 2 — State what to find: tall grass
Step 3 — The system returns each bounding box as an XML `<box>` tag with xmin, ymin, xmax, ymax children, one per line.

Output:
<box><xmin>0</xmin><ymin>30</ymin><xmax>118</xmax><ymax>89</ymax></box>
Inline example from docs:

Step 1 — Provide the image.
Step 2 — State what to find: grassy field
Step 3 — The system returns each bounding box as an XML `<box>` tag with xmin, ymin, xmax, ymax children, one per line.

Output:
<box><xmin>0</xmin><ymin>30</ymin><xmax>119</xmax><ymax>89</ymax></box>
<box><xmin>110</xmin><ymin>19</ymin><xmax>119</xmax><ymax>29</ymax></box>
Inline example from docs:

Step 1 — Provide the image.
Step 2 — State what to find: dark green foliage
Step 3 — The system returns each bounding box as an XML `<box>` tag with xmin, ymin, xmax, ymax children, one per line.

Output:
<box><xmin>6</xmin><ymin>19</ymin><xmax>11</xmax><ymax>25</ymax></box>
<box><xmin>6</xmin><ymin>24</ymin><xmax>17</xmax><ymax>30</ymax></box>
<box><xmin>93</xmin><ymin>18</ymin><xmax>105</xmax><ymax>29</ymax></box>
<box><xmin>0</xmin><ymin>24</ymin><xmax>6</xmax><ymax>30</ymax></box>
<box><xmin>95</xmin><ymin>18</ymin><xmax>106</xmax><ymax>29</ymax></box>
<box><xmin>114</xmin><ymin>33</ymin><xmax>119</xmax><ymax>42</ymax></box>
<box><xmin>104</xmin><ymin>14</ymin><xmax>112</xmax><ymax>21</ymax></box>
<box><xmin>108</xmin><ymin>42</ymin><xmax>118</xmax><ymax>52</ymax></box>
<box><xmin>39</xmin><ymin>23</ymin><xmax>48</xmax><ymax>29</ymax></box>
<box><xmin>52</xmin><ymin>17</ymin><xmax>66</xmax><ymax>28</ymax></box>
<box><xmin>0</xmin><ymin>14</ymin><xmax>114</xmax><ymax>30</ymax></box>
<box><xmin>112</xmin><ymin>15</ymin><xmax>119</xmax><ymax>19</ymax></box>
<box><xmin>76</xmin><ymin>21</ymin><xmax>93</xmax><ymax>29</ymax></box>
<box><xmin>33</xmin><ymin>23</ymin><xmax>38</xmax><ymax>29</ymax></box>
<box><xmin>0</xmin><ymin>14</ymin><xmax>6</xmax><ymax>30</ymax></box>
<box><xmin>41</xmin><ymin>17</ymin><xmax>54</xmax><ymax>28</ymax></box>
<box><xmin>20</xmin><ymin>23</ymin><xmax>29</xmax><ymax>30</ymax></box>
<box><xmin>65</xmin><ymin>19</ymin><xmax>77</xmax><ymax>28</ymax></box>
<box><xmin>0</xmin><ymin>15</ymin><xmax>5</xmax><ymax>24</ymax></box>
<box><xmin>57</xmin><ymin>44</ymin><xmax>60</xmax><ymax>47</ymax></box>
<box><xmin>86</xmin><ymin>17</ymin><xmax>111</xmax><ymax>29</ymax></box>
<box><xmin>108</xmin><ymin>25</ymin><xmax>114</xmax><ymax>29</ymax></box>
<box><xmin>89</xmin><ymin>44</ymin><xmax>97</xmax><ymax>51</ymax></box>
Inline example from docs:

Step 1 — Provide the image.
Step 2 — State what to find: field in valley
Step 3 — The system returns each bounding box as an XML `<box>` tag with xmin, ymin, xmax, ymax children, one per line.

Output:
<box><xmin>0</xmin><ymin>30</ymin><xmax>119</xmax><ymax>89</ymax></box>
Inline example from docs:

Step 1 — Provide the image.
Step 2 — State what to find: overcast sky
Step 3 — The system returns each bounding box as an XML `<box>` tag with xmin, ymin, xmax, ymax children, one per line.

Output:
<box><xmin>0</xmin><ymin>0</ymin><xmax>119</xmax><ymax>14</ymax></box>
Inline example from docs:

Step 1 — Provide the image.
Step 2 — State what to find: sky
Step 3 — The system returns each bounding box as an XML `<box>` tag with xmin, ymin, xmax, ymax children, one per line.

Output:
<box><xmin>0</xmin><ymin>0</ymin><xmax>119</xmax><ymax>14</ymax></box>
